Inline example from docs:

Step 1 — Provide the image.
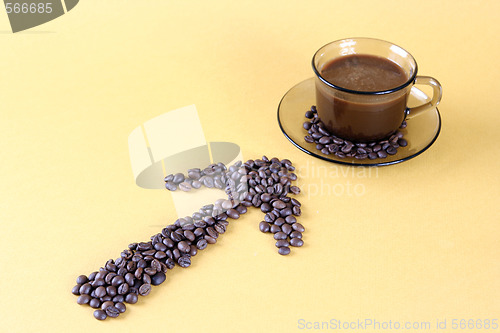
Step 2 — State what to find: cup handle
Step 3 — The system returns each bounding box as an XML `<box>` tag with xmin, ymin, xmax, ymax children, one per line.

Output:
<box><xmin>406</xmin><ymin>76</ymin><xmax>442</xmax><ymax>118</ymax></box>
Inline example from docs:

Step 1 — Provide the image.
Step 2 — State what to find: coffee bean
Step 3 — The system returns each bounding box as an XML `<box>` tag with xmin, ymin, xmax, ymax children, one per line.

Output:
<box><xmin>377</xmin><ymin>150</ymin><xmax>387</xmax><ymax>158</ymax></box>
<box><xmin>341</xmin><ymin>143</ymin><xmax>354</xmax><ymax>153</ymax></box>
<box><xmin>214</xmin><ymin>178</ymin><xmax>224</xmax><ymax>189</ymax></box>
<box><xmin>285</xmin><ymin>215</ymin><xmax>297</xmax><ymax>224</ymax></box>
<box><xmin>178</xmin><ymin>241</ymin><xmax>190</xmax><ymax>253</ymax></box>
<box><xmin>227</xmin><ymin>208</ymin><xmax>240</xmax><ymax>219</ymax></box>
<box><xmin>193</xmin><ymin>227</ymin><xmax>205</xmax><ymax>238</ymax></box>
<box><xmin>151</xmin><ymin>272</ymin><xmax>166</xmax><ymax>286</ymax></box>
<box><xmin>118</xmin><ymin>283</ymin><xmax>129</xmax><ymax>295</ymax></box>
<box><xmin>77</xmin><ymin>294</ymin><xmax>91</xmax><ymax>305</ymax></box>
<box><xmin>154</xmin><ymin>250</ymin><xmax>167</xmax><ymax>260</ymax></box>
<box><xmin>196</xmin><ymin>238</ymin><xmax>208</xmax><ymax>250</ymax></box>
<box><xmin>291</xmin><ymin>222</ymin><xmax>305</xmax><ymax>232</ymax></box>
<box><xmin>278</xmin><ymin>246</ymin><xmax>291</xmax><ymax>255</ymax></box>
<box><xmin>386</xmin><ymin>146</ymin><xmax>397</xmax><ymax>155</ymax></box>
<box><xmin>273</xmin><ymin>183</ymin><xmax>283</xmax><ymax>195</ymax></box>
<box><xmin>189</xmin><ymin>245</ymin><xmax>198</xmax><ymax>256</ymax></box>
<box><xmin>305</xmin><ymin>110</ymin><xmax>314</xmax><ymax>119</ymax></box>
<box><xmin>221</xmin><ymin>200</ymin><xmax>233</xmax><ymax>210</ymax></box>
<box><xmin>290</xmin><ymin>186</ymin><xmax>300</xmax><ymax>195</ymax></box>
<box><xmin>138</xmin><ymin>283</ymin><xmax>151</xmax><ymax>296</ymax></box>
<box><xmin>236</xmin><ymin>205</ymin><xmax>247</xmax><ymax>214</ymax></box>
<box><xmin>94</xmin><ymin>286</ymin><xmax>106</xmax><ymax>298</ymax></box>
<box><xmin>99</xmin><ymin>296</ymin><xmax>112</xmax><ymax>303</ymax></box>
<box><xmin>274</xmin><ymin>232</ymin><xmax>287</xmax><ymax>240</ymax></box>
<box><xmin>259</xmin><ymin>221</ymin><xmax>270</xmax><ymax>233</ymax></box>
<box><xmin>93</xmin><ymin>278</ymin><xmax>105</xmax><ymax>287</ymax></box>
<box><xmin>79</xmin><ymin>283</ymin><xmax>91</xmax><ymax>295</ymax></box>
<box><xmin>260</xmin><ymin>193</ymin><xmax>272</xmax><ymax>202</ymax></box>
<box><xmin>312</xmin><ymin>132</ymin><xmax>322</xmax><ymax>140</ymax></box>
<box><xmin>125</xmin><ymin>293</ymin><xmax>138</xmax><ymax>304</ymax></box>
<box><xmin>106</xmin><ymin>286</ymin><xmax>117</xmax><ymax>297</ymax></box>
<box><xmin>165</xmin><ymin>181</ymin><xmax>177</xmax><ymax>191</ymax></box>
<box><xmin>137</xmin><ymin>242</ymin><xmax>152</xmax><ymax>251</ymax></box>
<box><xmin>280</xmin><ymin>208</ymin><xmax>293</xmax><ymax>217</ymax></box>
<box><xmin>162</xmin><ymin>238</ymin><xmax>175</xmax><ymax>248</ymax></box>
<box><xmin>72</xmin><ymin>285</ymin><xmax>81</xmax><ymax>295</ymax></box>
<box><xmin>270</xmin><ymin>224</ymin><xmax>281</xmax><ymax>234</ymax></box>
<box><xmin>101</xmin><ymin>301</ymin><xmax>114</xmax><ymax>310</ymax></box>
<box><xmin>260</xmin><ymin>203</ymin><xmax>272</xmax><ymax>213</ymax></box>
<box><xmin>271</xmin><ymin>200</ymin><xmax>285</xmax><ymax>209</ymax></box>
<box><xmin>191</xmin><ymin>180</ymin><xmax>202</xmax><ymax>189</ymax></box>
<box><xmin>398</xmin><ymin>138</ymin><xmax>407</xmax><ymax>147</ymax></box>
<box><xmin>94</xmin><ymin>309</ymin><xmax>107</xmax><ymax>320</ymax></box>
<box><xmin>304</xmin><ymin>135</ymin><xmax>314</xmax><ymax>143</ymax></box>
<box><xmin>142</xmin><ymin>249</ymin><xmax>156</xmax><ymax>256</ymax></box>
<box><xmin>76</xmin><ymin>275</ymin><xmax>88</xmax><ymax>285</ymax></box>
<box><xmin>206</xmin><ymin>227</ymin><xmax>218</xmax><ymax>239</ymax></box>
<box><xmin>274</xmin><ymin>217</ymin><xmax>285</xmax><ymax>227</ymax></box>
<box><xmin>173</xmin><ymin>173</ymin><xmax>185</xmax><ymax>184</ymax></box>
<box><xmin>134</xmin><ymin>267</ymin><xmax>143</xmax><ymax>279</ymax></box>
<box><xmin>292</xmin><ymin>206</ymin><xmax>301</xmax><ymax>216</ymax></box>
<box><xmin>115</xmin><ymin>302</ymin><xmax>126</xmax><ymax>313</ymax></box>
<box><xmin>172</xmin><ymin>249</ymin><xmax>181</xmax><ymax>261</ymax></box>
<box><xmin>111</xmin><ymin>275</ymin><xmax>125</xmax><ymax>287</ymax></box>
<box><xmin>105</xmin><ymin>261</ymin><xmax>117</xmax><ymax>272</ymax></box>
<box><xmin>318</xmin><ymin>136</ymin><xmax>331</xmax><ymax>145</ymax></box>
<box><xmin>281</xmin><ymin>224</ymin><xmax>292</xmax><ymax>235</ymax></box>
<box><xmin>105</xmin><ymin>306</ymin><xmax>120</xmax><ymax>318</ymax></box>
<box><xmin>214</xmin><ymin>223</ymin><xmax>226</xmax><ymax>234</ymax></box>
<box><xmin>117</xmin><ymin>267</ymin><xmax>127</xmax><ymax>276</ymax></box>
<box><xmin>290</xmin><ymin>231</ymin><xmax>302</xmax><ymax>239</ymax></box>
<box><xmin>188</xmin><ymin>169</ymin><xmax>201</xmax><ymax>180</ymax></box>
<box><xmin>178</xmin><ymin>256</ymin><xmax>191</xmax><ymax>268</ymax></box>
<box><xmin>355</xmin><ymin>153</ymin><xmax>368</xmax><ymax>159</ymax></box>
<box><xmin>335</xmin><ymin>151</ymin><xmax>346</xmax><ymax>158</ymax></box>
<box><xmin>275</xmin><ymin>240</ymin><xmax>289</xmax><ymax>248</ymax></box>
<box><xmin>87</xmin><ymin>297</ymin><xmax>100</xmax><ymax>308</ymax></box>
<box><xmin>112</xmin><ymin>295</ymin><xmax>125</xmax><ymax>303</ymax></box>
<box><xmin>263</xmin><ymin>212</ymin><xmax>274</xmax><ymax>223</ymax></box>
<box><xmin>202</xmin><ymin>177</ymin><xmax>215</xmax><ymax>188</ymax></box>
<box><xmin>251</xmin><ymin>195</ymin><xmax>262</xmax><ymax>207</ymax></box>
<box><xmin>290</xmin><ymin>238</ymin><xmax>304</xmax><ymax>247</ymax></box>
<box><xmin>170</xmin><ymin>232</ymin><xmax>183</xmax><ymax>243</ymax></box>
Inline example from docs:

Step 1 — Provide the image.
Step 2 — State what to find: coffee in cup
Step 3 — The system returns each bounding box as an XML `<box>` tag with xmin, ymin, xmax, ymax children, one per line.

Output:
<box><xmin>312</xmin><ymin>38</ymin><xmax>442</xmax><ymax>142</ymax></box>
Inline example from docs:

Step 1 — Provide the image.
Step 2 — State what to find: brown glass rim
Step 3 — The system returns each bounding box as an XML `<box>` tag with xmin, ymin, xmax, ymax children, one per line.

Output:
<box><xmin>312</xmin><ymin>37</ymin><xmax>419</xmax><ymax>95</ymax></box>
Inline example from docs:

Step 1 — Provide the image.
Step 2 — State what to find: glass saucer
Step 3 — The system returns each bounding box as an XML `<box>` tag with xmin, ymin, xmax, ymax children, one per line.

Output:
<box><xmin>277</xmin><ymin>77</ymin><xmax>441</xmax><ymax>166</ymax></box>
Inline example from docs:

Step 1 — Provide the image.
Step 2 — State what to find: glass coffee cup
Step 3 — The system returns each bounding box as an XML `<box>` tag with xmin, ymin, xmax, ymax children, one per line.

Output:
<box><xmin>312</xmin><ymin>38</ymin><xmax>442</xmax><ymax>142</ymax></box>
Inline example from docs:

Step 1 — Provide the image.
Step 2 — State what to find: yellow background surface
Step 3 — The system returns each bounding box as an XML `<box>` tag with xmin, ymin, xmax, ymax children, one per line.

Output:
<box><xmin>1</xmin><ymin>1</ymin><xmax>499</xmax><ymax>332</ymax></box>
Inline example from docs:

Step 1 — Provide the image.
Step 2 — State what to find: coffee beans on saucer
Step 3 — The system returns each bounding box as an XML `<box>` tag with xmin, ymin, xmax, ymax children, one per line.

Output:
<box><xmin>303</xmin><ymin>105</ymin><xmax>408</xmax><ymax>160</ymax></box>
<box><xmin>73</xmin><ymin>156</ymin><xmax>303</xmax><ymax>320</ymax></box>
